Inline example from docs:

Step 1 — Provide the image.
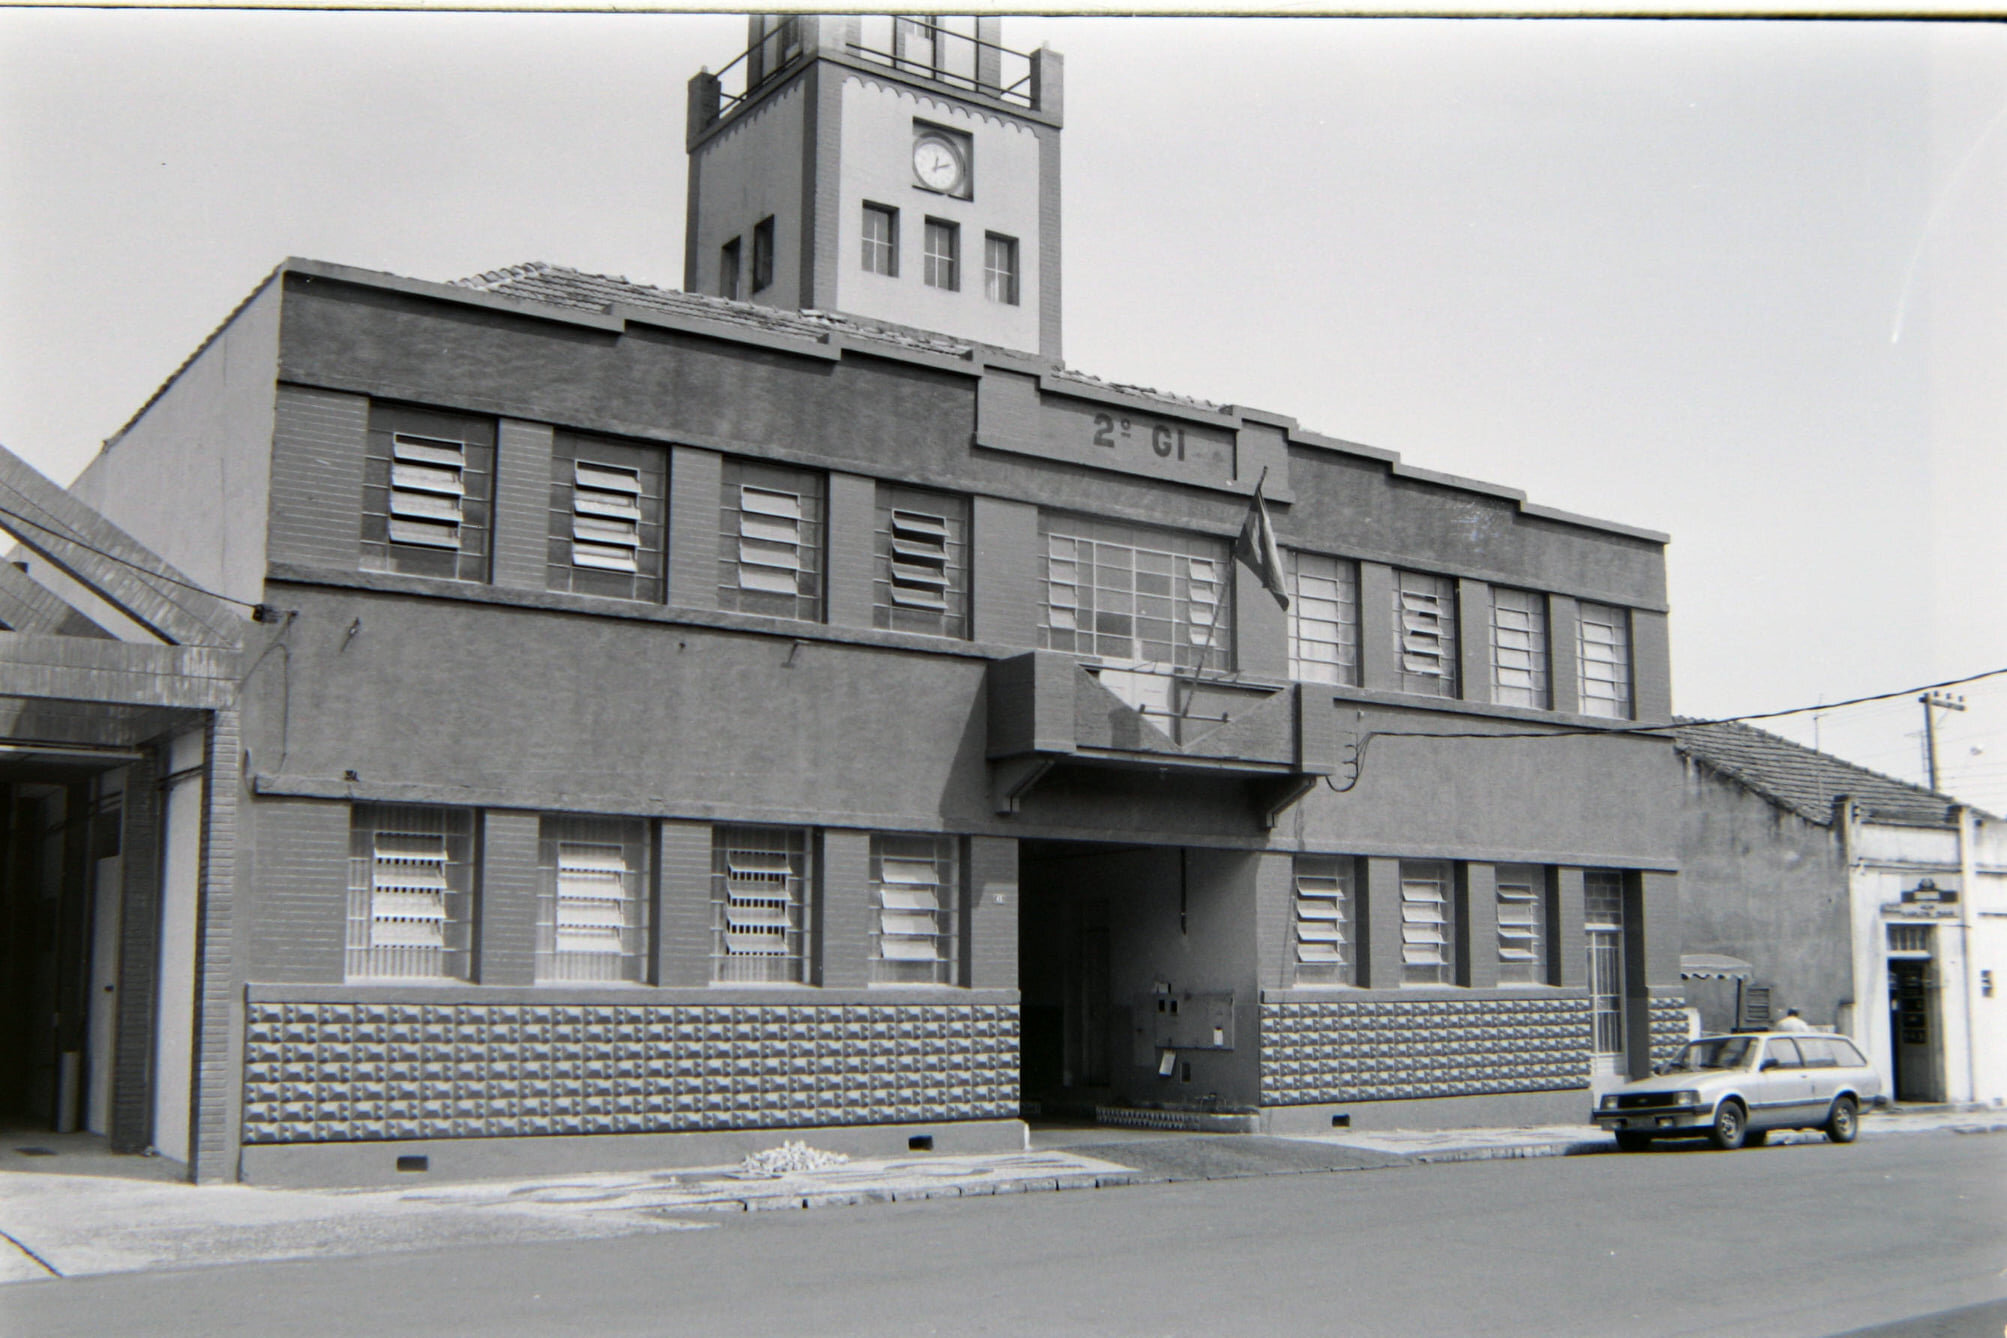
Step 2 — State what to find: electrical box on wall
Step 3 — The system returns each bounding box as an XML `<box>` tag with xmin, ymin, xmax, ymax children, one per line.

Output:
<box><xmin>1148</xmin><ymin>989</ymin><xmax>1235</xmax><ymax>1051</ymax></box>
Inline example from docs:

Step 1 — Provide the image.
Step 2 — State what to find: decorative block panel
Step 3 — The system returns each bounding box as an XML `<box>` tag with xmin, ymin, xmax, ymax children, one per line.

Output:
<box><xmin>1648</xmin><ymin>1000</ymin><xmax>1688</xmax><ymax>1069</ymax></box>
<box><xmin>1260</xmin><ymin>996</ymin><xmax>1593</xmax><ymax>1105</ymax></box>
<box><xmin>241</xmin><ymin>1001</ymin><xmax>1017</xmax><ymax>1144</ymax></box>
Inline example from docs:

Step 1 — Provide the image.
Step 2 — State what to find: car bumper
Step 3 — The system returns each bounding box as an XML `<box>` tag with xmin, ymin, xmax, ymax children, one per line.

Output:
<box><xmin>1594</xmin><ymin>1107</ymin><xmax>1708</xmax><ymax>1135</ymax></box>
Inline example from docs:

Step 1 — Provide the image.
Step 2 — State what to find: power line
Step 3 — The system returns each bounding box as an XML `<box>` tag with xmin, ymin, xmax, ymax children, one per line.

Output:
<box><xmin>0</xmin><ymin>498</ymin><xmax>261</xmax><ymax>611</ymax></box>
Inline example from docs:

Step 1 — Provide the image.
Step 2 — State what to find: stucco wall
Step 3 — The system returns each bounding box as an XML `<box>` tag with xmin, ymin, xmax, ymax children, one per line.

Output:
<box><xmin>74</xmin><ymin>279</ymin><xmax>282</xmax><ymax>608</ymax></box>
<box><xmin>832</xmin><ymin>73</ymin><xmax>1044</xmax><ymax>352</ymax></box>
<box><xmin>1677</xmin><ymin>758</ymin><xmax>1852</xmax><ymax>1030</ymax></box>
<box><xmin>687</xmin><ymin>78</ymin><xmax>810</xmax><ymax>307</ymax></box>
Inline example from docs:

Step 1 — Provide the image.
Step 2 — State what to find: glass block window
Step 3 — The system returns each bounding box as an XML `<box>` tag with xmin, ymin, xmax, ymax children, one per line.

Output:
<box><xmin>862</xmin><ymin>203</ymin><xmax>898</xmax><ymax>276</ymax></box>
<box><xmin>1039</xmin><ymin>513</ymin><xmax>1233</xmax><ymax>671</ymax></box>
<box><xmin>548</xmin><ymin>433</ymin><xmax>666</xmax><ymax>603</ymax></box>
<box><xmin>1490</xmin><ymin>587</ymin><xmax>1548</xmax><ymax>708</ymax></box>
<box><xmin>346</xmin><ymin>805</ymin><xmax>475</xmax><ymax>981</ymax></box>
<box><xmin>1400</xmin><ymin>859</ymin><xmax>1455</xmax><ymax>986</ymax></box>
<box><xmin>874</xmin><ymin>484</ymin><xmax>969</xmax><ymax>638</ymax></box>
<box><xmin>1494</xmin><ymin>863</ymin><xmax>1547</xmax><ymax>985</ymax></box>
<box><xmin>718</xmin><ymin>459</ymin><xmax>825</xmax><ymax>621</ymax></box>
<box><xmin>1288</xmin><ymin>551</ymin><xmax>1359</xmax><ymax>687</ymax></box>
<box><xmin>924</xmin><ymin>217</ymin><xmax>959</xmax><ymax>290</ymax></box>
<box><xmin>361</xmin><ymin>404</ymin><xmax>494</xmax><ymax>582</ymax></box>
<box><xmin>1394</xmin><ymin>570</ymin><xmax>1458</xmax><ymax>698</ymax></box>
<box><xmin>1291</xmin><ymin>854</ymin><xmax>1355</xmax><ymax>986</ymax></box>
<box><xmin>711</xmin><ymin>825</ymin><xmax>812</xmax><ymax>984</ymax></box>
<box><xmin>1578</xmin><ymin>601</ymin><xmax>1633</xmax><ymax>719</ymax></box>
<box><xmin>870</xmin><ymin>833</ymin><xmax>961</xmax><ymax>985</ymax></box>
<box><xmin>536</xmin><ymin>815</ymin><xmax>650</xmax><ymax>984</ymax></box>
<box><xmin>984</xmin><ymin>232</ymin><xmax>1019</xmax><ymax>305</ymax></box>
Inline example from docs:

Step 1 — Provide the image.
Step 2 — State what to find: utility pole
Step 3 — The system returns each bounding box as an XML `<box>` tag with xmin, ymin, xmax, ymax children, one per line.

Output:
<box><xmin>1920</xmin><ymin>691</ymin><xmax>1966</xmax><ymax>791</ymax></box>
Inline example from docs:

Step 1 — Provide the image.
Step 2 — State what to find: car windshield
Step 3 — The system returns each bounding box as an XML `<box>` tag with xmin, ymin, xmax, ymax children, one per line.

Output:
<box><xmin>1666</xmin><ymin>1037</ymin><xmax>1756</xmax><ymax>1071</ymax></box>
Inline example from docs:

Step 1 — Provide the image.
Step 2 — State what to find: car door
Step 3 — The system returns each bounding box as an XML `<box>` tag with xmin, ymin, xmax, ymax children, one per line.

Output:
<box><xmin>1749</xmin><ymin>1038</ymin><xmax>1813</xmax><ymax>1128</ymax></box>
<box><xmin>1796</xmin><ymin>1037</ymin><xmax>1845</xmax><ymax>1114</ymax></box>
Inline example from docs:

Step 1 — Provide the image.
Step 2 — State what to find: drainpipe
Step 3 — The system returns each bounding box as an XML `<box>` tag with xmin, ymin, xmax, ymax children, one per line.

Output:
<box><xmin>1956</xmin><ymin>804</ymin><xmax>1978</xmax><ymax>1105</ymax></box>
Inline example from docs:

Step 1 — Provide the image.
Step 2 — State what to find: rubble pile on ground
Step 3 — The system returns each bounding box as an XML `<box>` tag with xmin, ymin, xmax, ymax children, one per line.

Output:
<box><xmin>735</xmin><ymin>1141</ymin><xmax>851</xmax><ymax>1178</ymax></box>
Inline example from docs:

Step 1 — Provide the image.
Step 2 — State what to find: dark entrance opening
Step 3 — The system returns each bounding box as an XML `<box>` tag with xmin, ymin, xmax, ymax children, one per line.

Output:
<box><xmin>0</xmin><ymin>770</ymin><xmax>122</xmax><ymax>1134</ymax></box>
<box><xmin>1017</xmin><ymin>839</ymin><xmax>1260</xmax><ymax>1121</ymax></box>
<box><xmin>1889</xmin><ymin>958</ymin><xmax>1940</xmax><ymax>1103</ymax></box>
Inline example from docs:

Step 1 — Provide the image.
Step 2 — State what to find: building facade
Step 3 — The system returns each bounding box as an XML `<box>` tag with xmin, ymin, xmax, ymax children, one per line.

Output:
<box><xmin>1676</xmin><ymin>721</ymin><xmax>2006</xmax><ymax>1107</ymax></box>
<box><xmin>1</xmin><ymin>17</ymin><xmax>1687</xmax><ymax>1184</ymax></box>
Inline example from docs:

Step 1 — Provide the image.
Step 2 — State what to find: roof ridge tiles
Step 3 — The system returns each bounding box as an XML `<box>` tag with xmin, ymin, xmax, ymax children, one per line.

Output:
<box><xmin>1672</xmin><ymin>717</ymin><xmax>1990</xmax><ymax>826</ymax></box>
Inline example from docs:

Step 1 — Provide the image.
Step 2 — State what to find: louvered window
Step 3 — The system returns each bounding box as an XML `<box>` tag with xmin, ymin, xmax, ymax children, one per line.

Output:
<box><xmin>1040</xmin><ymin>513</ymin><xmax>1233</xmax><ymax>671</ymax></box>
<box><xmin>1400</xmin><ymin>859</ymin><xmax>1455</xmax><ymax>986</ymax></box>
<box><xmin>548</xmin><ymin>434</ymin><xmax>666</xmax><ymax>602</ymax></box>
<box><xmin>1491</xmin><ymin>587</ymin><xmax>1549</xmax><ymax>708</ymax></box>
<box><xmin>536</xmin><ymin>816</ymin><xmax>649</xmax><ymax>983</ymax></box>
<box><xmin>362</xmin><ymin>404</ymin><xmax>493</xmax><ymax>582</ymax></box>
<box><xmin>1291</xmin><ymin>854</ymin><xmax>1355</xmax><ymax>986</ymax></box>
<box><xmin>870</xmin><ymin>834</ymin><xmax>961</xmax><ymax>985</ymax></box>
<box><xmin>1394</xmin><ymin>571</ymin><xmax>1458</xmax><ymax>698</ymax></box>
<box><xmin>711</xmin><ymin>826</ymin><xmax>812</xmax><ymax>983</ymax></box>
<box><xmin>1578</xmin><ymin>601</ymin><xmax>1633</xmax><ymax>719</ymax></box>
<box><xmin>719</xmin><ymin>460</ymin><xmax>824</xmax><ymax>620</ymax></box>
<box><xmin>874</xmin><ymin>485</ymin><xmax>969</xmax><ymax>637</ymax></box>
<box><xmin>346</xmin><ymin>805</ymin><xmax>474</xmax><ymax>981</ymax></box>
<box><xmin>1495</xmin><ymin>863</ymin><xmax>1547</xmax><ymax>984</ymax></box>
<box><xmin>1288</xmin><ymin>551</ymin><xmax>1359</xmax><ymax>687</ymax></box>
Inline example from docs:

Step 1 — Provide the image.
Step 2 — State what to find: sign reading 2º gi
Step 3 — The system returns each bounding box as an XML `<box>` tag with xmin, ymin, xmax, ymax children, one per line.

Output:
<box><xmin>1034</xmin><ymin>393</ymin><xmax>1237</xmax><ymax>490</ymax></box>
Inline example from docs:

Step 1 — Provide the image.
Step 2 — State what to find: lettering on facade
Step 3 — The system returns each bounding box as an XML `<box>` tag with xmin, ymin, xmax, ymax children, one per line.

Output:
<box><xmin>1029</xmin><ymin>392</ymin><xmax>1238</xmax><ymax>490</ymax></box>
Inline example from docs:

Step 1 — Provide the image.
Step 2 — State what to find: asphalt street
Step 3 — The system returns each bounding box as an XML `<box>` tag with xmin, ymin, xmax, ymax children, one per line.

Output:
<box><xmin>5</xmin><ymin>1130</ymin><xmax>2002</xmax><ymax>1337</ymax></box>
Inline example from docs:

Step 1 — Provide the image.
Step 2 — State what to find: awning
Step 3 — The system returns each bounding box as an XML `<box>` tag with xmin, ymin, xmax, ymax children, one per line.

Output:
<box><xmin>1680</xmin><ymin>953</ymin><xmax>1755</xmax><ymax>980</ymax></box>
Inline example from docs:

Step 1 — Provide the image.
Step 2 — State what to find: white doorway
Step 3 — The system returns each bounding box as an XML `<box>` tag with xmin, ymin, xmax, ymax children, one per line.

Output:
<box><xmin>1586</xmin><ymin>871</ymin><xmax>1627</xmax><ymax>1078</ymax></box>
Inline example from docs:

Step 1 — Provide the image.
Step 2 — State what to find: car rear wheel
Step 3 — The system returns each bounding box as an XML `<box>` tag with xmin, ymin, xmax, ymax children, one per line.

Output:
<box><xmin>1708</xmin><ymin>1100</ymin><xmax>1747</xmax><ymax>1150</ymax></box>
<box><xmin>1614</xmin><ymin>1131</ymin><xmax>1652</xmax><ymax>1152</ymax></box>
<box><xmin>1826</xmin><ymin>1096</ymin><xmax>1859</xmax><ymax>1144</ymax></box>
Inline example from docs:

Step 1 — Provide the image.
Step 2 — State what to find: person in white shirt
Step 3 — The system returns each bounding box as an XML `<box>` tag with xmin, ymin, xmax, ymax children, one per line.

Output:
<box><xmin>1776</xmin><ymin>1008</ymin><xmax>1813</xmax><ymax>1033</ymax></box>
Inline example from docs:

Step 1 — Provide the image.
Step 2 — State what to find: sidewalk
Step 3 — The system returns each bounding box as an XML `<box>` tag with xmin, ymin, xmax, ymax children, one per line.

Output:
<box><xmin>5</xmin><ymin>1104</ymin><xmax>2002</xmax><ymax>1285</ymax></box>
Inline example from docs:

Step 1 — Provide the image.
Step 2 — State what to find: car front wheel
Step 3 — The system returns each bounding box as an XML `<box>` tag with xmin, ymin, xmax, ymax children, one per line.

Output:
<box><xmin>1708</xmin><ymin>1100</ymin><xmax>1747</xmax><ymax>1150</ymax></box>
<box><xmin>1826</xmin><ymin>1096</ymin><xmax>1859</xmax><ymax>1144</ymax></box>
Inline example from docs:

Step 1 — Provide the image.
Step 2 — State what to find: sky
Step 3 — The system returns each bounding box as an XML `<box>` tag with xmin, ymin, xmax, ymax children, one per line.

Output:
<box><xmin>2</xmin><ymin>10</ymin><xmax>2003</xmax><ymax>812</ymax></box>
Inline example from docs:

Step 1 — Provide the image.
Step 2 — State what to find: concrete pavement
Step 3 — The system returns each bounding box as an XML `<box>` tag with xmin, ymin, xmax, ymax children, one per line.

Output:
<box><xmin>5</xmin><ymin>1103</ymin><xmax>2002</xmax><ymax>1285</ymax></box>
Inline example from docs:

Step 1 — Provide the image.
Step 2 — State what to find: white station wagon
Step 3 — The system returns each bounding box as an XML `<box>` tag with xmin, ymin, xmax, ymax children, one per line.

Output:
<box><xmin>1592</xmin><ymin>1032</ymin><xmax>1884</xmax><ymax>1151</ymax></box>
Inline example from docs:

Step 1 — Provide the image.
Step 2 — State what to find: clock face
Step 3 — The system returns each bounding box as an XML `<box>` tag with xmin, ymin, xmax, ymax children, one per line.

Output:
<box><xmin>912</xmin><ymin>134</ymin><xmax>966</xmax><ymax>194</ymax></box>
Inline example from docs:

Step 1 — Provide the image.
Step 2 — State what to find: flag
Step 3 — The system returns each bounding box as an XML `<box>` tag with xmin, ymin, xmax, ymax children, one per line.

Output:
<box><xmin>1233</xmin><ymin>478</ymin><xmax>1289</xmax><ymax>610</ymax></box>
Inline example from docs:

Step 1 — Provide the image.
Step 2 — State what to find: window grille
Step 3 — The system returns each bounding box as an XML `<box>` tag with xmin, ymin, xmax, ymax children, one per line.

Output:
<box><xmin>536</xmin><ymin>815</ymin><xmax>650</xmax><ymax>983</ymax></box>
<box><xmin>1288</xmin><ymin>551</ymin><xmax>1359</xmax><ymax>686</ymax></box>
<box><xmin>711</xmin><ymin>825</ymin><xmax>812</xmax><ymax>983</ymax></box>
<box><xmin>752</xmin><ymin>216</ymin><xmax>775</xmax><ymax>293</ymax></box>
<box><xmin>874</xmin><ymin>486</ymin><xmax>969</xmax><ymax>637</ymax></box>
<box><xmin>1038</xmin><ymin>514</ymin><xmax>1233</xmax><ymax>672</ymax></box>
<box><xmin>1888</xmin><ymin>923</ymin><xmax>1932</xmax><ymax>955</ymax></box>
<box><xmin>1292</xmin><ymin>854</ymin><xmax>1354</xmax><ymax>986</ymax></box>
<box><xmin>984</xmin><ymin>233</ymin><xmax>1019</xmax><ymax>305</ymax></box>
<box><xmin>718</xmin><ymin>460</ymin><xmax>824</xmax><ymax>620</ymax></box>
<box><xmin>548</xmin><ymin>435</ymin><xmax>666</xmax><ymax>602</ymax></box>
<box><xmin>346</xmin><ymin>805</ymin><xmax>474</xmax><ymax>981</ymax></box>
<box><xmin>361</xmin><ymin>406</ymin><xmax>494</xmax><ymax>582</ymax></box>
<box><xmin>1400</xmin><ymin>859</ymin><xmax>1455</xmax><ymax>986</ymax></box>
<box><xmin>720</xmin><ymin>237</ymin><xmax>742</xmax><ymax>300</ymax></box>
<box><xmin>870</xmin><ymin>833</ymin><xmax>960</xmax><ymax>985</ymax></box>
<box><xmin>1494</xmin><ymin>863</ymin><xmax>1546</xmax><ymax>984</ymax></box>
<box><xmin>862</xmin><ymin>204</ymin><xmax>898</xmax><ymax>276</ymax></box>
<box><xmin>924</xmin><ymin>218</ymin><xmax>959</xmax><ymax>290</ymax></box>
<box><xmin>1578</xmin><ymin>601</ymin><xmax>1633</xmax><ymax>719</ymax></box>
<box><xmin>1585</xmin><ymin>869</ymin><xmax>1626</xmax><ymax>1053</ymax></box>
<box><xmin>1394</xmin><ymin>570</ymin><xmax>1458</xmax><ymax>698</ymax></box>
<box><xmin>1490</xmin><ymin>587</ymin><xmax>1549</xmax><ymax>708</ymax></box>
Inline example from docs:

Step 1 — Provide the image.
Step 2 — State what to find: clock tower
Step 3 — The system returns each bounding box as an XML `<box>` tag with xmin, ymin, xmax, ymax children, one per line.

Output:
<box><xmin>686</xmin><ymin>16</ymin><xmax>1063</xmax><ymax>360</ymax></box>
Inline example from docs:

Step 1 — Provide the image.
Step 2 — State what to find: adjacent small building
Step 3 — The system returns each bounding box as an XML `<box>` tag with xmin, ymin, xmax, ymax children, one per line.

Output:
<box><xmin>0</xmin><ymin>15</ymin><xmax>1692</xmax><ymax>1184</ymax></box>
<box><xmin>1676</xmin><ymin>720</ymin><xmax>2006</xmax><ymax>1106</ymax></box>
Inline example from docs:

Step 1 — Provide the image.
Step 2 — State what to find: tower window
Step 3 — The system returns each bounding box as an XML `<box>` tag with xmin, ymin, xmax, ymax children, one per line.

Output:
<box><xmin>924</xmin><ymin>218</ymin><xmax>959</xmax><ymax>291</ymax></box>
<box><xmin>862</xmin><ymin>203</ymin><xmax>899</xmax><ymax>277</ymax></box>
<box><xmin>719</xmin><ymin>238</ymin><xmax>741</xmax><ymax>300</ymax></box>
<box><xmin>752</xmin><ymin>217</ymin><xmax>775</xmax><ymax>293</ymax></box>
<box><xmin>984</xmin><ymin>233</ymin><xmax>1019</xmax><ymax>305</ymax></box>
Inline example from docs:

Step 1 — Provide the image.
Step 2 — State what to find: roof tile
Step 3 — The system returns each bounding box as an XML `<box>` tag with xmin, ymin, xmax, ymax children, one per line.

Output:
<box><xmin>1673</xmin><ymin>718</ymin><xmax>1985</xmax><ymax>827</ymax></box>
